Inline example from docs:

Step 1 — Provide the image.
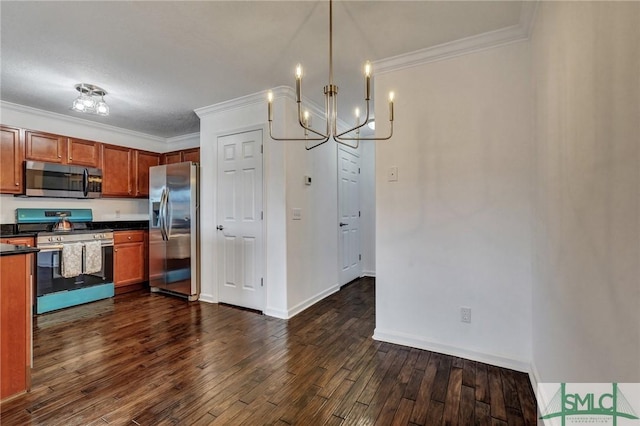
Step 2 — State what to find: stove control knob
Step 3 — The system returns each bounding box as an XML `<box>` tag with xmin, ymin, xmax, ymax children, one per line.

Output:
<box><xmin>57</xmin><ymin>237</ymin><xmax>62</xmax><ymax>241</ymax></box>
<box><xmin>48</xmin><ymin>237</ymin><xmax>53</xmax><ymax>242</ymax></box>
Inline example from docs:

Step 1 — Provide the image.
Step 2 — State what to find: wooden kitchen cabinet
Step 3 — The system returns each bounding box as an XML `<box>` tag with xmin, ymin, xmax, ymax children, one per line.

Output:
<box><xmin>113</xmin><ymin>230</ymin><xmax>146</xmax><ymax>293</ymax></box>
<box><xmin>134</xmin><ymin>150</ymin><xmax>161</xmax><ymax>197</ymax></box>
<box><xmin>162</xmin><ymin>147</ymin><xmax>199</xmax><ymax>165</ymax></box>
<box><xmin>67</xmin><ymin>137</ymin><xmax>101</xmax><ymax>167</ymax></box>
<box><xmin>0</xmin><ymin>237</ymin><xmax>35</xmax><ymax>248</ymax></box>
<box><xmin>0</xmin><ymin>125</ymin><xmax>24</xmax><ymax>194</ymax></box>
<box><xmin>101</xmin><ymin>144</ymin><xmax>133</xmax><ymax>197</ymax></box>
<box><xmin>24</xmin><ymin>130</ymin><xmax>66</xmax><ymax>163</ymax></box>
<box><xmin>162</xmin><ymin>151</ymin><xmax>182</xmax><ymax>164</ymax></box>
<box><xmin>181</xmin><ymin>148</ymin><xmax>200</xmax><ymax>164</ymax></box>
<box><xmin>0</xmin><ymin>251</ymin><xmax>33</xmax><ymax>401</ymax></box>
<box><xmin>24</xmin><ymin>131</ymin><xmax>101</xmax><ymax>168</ymax></box>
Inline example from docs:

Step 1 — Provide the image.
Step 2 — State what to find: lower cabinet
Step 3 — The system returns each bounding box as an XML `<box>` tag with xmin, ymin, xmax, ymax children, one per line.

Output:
<box><xmin>113</xmin><ymin>230</ymin><xmax>147</xmax><ymax>293</ymax></box>
<box><xmin>0</xmin><ymin>252</ymin><xmax>33</xmax><ymax>401</ymax></box>
<box><xmin>0</xmin><ymin>237</ymin><xmax>35</xmax><ymax>248</ymax></box>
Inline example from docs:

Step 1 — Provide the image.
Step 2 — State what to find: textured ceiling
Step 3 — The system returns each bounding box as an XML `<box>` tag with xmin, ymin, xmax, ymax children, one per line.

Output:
<box><xmin>0</xmin><ymin>1</ymin><xmax>523</xmax><ymax>139</ymax></box>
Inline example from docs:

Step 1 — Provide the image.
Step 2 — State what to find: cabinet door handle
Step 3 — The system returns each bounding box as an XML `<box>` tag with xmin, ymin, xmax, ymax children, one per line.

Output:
<box><xmin>15</xmin><ymin>182</ymin><xmax>19</xmax><ymax>186</ymax></box>
<box><xmin>128</xmin><ymin>236</ymin><xmax>132</xmax><ymax>240</ymax></box>
<box><xmin>114</xmin><ymin>248</ymin><xmax>118</xmax><ymax>252</ymax></box>
<box><xmin>58</xmin><ymin>154</ymin><xmax>62</xmax><ymax>158</ymax></box>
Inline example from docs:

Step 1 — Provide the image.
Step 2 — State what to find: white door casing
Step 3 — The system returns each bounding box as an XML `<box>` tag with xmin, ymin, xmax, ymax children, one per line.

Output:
<box><xmin>338</xmin><ymin>146</ymin><xmax>362</xmax><ymax>285</ymax></box>
<box><xmin>216</xmin><ymin>130</ymin><xmax>264</xmax><ymax>311</ymax></box>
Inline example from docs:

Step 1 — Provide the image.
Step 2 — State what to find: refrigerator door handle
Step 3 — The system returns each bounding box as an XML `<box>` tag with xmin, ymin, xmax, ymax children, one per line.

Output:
<box><xmin>164</xmin><ymin>188</ymin><xmax>172</xmax><ymax>238</ymax></box>
<box><xmin>159</xmin><ymin>187</ymin><xmax>168</xmax><ymax>241</ymax></box>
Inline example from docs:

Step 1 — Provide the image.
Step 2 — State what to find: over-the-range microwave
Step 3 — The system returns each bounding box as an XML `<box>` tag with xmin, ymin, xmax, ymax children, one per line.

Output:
<box><xmin>23</xmin><ymin>160</ymin><xmax>102</xmax><ymax>199</ymax></box>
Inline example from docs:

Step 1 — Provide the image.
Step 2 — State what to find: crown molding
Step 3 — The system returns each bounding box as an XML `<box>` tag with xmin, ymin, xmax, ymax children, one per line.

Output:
<box><xmin>0</xmin><ymin>100</ymin><xmax>166</xmax><ymax>143</ymax></box>
<box><xmin>194</xmin><ymin>87</ymin><xmax>289</xmax><ymax>118</ymax></box>
<box><xmin>195</xmin><ymin>86</ymin><xmax>350</xmax><ymax>130</ymax></box>
<box><xmin>165</xmin><ymin>132</ymin><xmax>201</xmax><ymax>151</ymax></box>
<box><xmin>373</xmin><ymin>1</ymin><xmax>539</xmax><ymax>74</ymax></box>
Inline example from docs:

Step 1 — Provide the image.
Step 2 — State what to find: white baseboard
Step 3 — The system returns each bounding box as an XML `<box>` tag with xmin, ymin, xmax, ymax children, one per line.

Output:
<box><xmin>373</xmin><ymin>328</ymin><xmax>530</xmax><ymax>373</ymax></box>
<box><xmin>263</xmin><ymin>306</ymin><xmax>288</xmax><ymax>319</ymax></box>
<box><xmin>197</xmin><ymin>293</ymin><xmax>216</xmax><ymax>304</ymax></box>
<box><xmin>361</xmin><ymin>271</ymin><xmax>376</xmax><ymax>278</ymax></box>
<box><xmin>284</xmin><ymin>284</ymin><xmax>340</xmax><ymax>319</ymax></box>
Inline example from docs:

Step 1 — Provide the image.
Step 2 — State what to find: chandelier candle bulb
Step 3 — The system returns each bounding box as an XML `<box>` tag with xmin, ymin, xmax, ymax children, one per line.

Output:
<box><xmin>295</xmin><ymin>64</ymin><xmax>303</xmax><ymax>103</ymax></box>
<box><xmin>267</xmin><ymin>91</ymin><xmax>273</xmax><ymax>121</ymax></box>
<box><xmin>389</xmin><ymin>92</ymin><xmax>395</xmax><ymax>122</ymax></box>
<box><xmin>303</xmin><ymin>110</ymin><xmax>310</xmax><ymax>137</ymax></box>
<box><xmin>364</xmin><ymin>61</ymin><xmax>372</xmax><ymax>100</ymax></box>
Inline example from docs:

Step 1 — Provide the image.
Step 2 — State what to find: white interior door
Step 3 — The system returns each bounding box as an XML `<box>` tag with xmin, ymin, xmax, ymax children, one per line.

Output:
<box><xmin>338</xmin><ymin>146</ymin><xmax>362</xmax><ymax>285</ymax></box>
<box><xmin>216</xmin><ymin>130</ymin><xmax>264</xmax><ymax>311</ymax></box>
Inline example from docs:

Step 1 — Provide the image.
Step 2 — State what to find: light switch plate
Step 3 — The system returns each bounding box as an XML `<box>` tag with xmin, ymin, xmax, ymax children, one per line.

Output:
<box><xmin>292</xmin><ymin>208</ymin><xmax>302</xmax><ymax>220</ymax></box>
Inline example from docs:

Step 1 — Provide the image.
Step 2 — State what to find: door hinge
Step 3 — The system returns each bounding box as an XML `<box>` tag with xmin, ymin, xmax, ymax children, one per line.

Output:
<box><xmin>359</xmin><ymin>254</ymin><xmax>362</xmax><ymax>261</ymax></box>
<box><xmin>261</xmin><ymin>145</ymin><xmax>263</xmax><ymax>154</ymax></box>
<box><xmin>359</xmin><ymin>211</ymin><xmax>361</xmax><ymax>217</ymax></box>
<box><xmin>261</xmin><ymin>278</ymin><xmax>264</xmax><ymax>287</ymax></box>
<box><xmin>261</xmin><ymin>211</ymin><xmax>263</xmax><ymax>220</ymax></box>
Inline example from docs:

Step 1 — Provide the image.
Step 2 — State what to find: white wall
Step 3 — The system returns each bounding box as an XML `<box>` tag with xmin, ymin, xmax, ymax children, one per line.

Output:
<box><xmin>373</xmin><ymin>41</ymin><xmax>533</xmax><ymax>371</ymax></box>
<box><xmin>196</xmin><ymin>89</ymin><xmax>341</xmax><ymax>318</ymax></box>
<box><xmin>360</xmin><ymin>141</ymin><xmax>376</xmax><ymax>276</ymax></box>
<box><xmin>530</xmin><ymin>1</ymin><xmax>640</xmax><ymax>383</ymax></box>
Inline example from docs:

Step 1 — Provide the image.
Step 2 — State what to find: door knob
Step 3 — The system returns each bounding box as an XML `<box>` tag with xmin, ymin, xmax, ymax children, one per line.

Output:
<box><xmin>216</xmin><ymin>225</ymin><xmax>224</xmax><ymax>231</ymax></box>
<box><xmin>339</xmin><ymin>222</ymin><xmax>348</xmax><ymax>227</ymax></box>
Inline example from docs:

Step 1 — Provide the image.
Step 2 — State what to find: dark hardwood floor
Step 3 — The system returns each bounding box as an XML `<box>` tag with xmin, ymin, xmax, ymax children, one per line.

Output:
<box><xmin>1</xmin><ymin>277</ymin><xmax>537</xmax><ymax>425</ymax></box>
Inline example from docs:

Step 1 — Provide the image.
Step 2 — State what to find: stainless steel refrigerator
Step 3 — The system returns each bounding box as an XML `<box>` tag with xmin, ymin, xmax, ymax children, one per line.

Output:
<box><xmin>149</xmin><ymin>162</ymin><xmax>199</xmax><ymax>300</ymax></box>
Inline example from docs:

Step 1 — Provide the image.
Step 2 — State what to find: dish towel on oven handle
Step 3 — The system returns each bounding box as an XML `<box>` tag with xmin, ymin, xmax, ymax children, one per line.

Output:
<box><xmin>84</xmin><ymin>241</ymin><xmax>103</xmax><ymax>275</ymax></box>
<box><xmin>61</xmin><ymin>243</ymin><xmax>83</xmax><ymax>278</ymax></box>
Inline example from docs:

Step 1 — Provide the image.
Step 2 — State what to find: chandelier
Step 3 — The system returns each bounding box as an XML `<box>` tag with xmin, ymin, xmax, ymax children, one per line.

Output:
<box><xmin>267</xmin><ymin>0</ymin><xmax>394</xmax><ymax>150</ymax></box>
<box><xmin>71</xmin><ymin>83</ymin><xmax>109</xmax><ymax>116</ymax></box>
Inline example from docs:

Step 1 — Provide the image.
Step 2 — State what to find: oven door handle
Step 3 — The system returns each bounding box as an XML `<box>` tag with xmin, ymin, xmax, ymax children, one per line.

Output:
<box><xmin>38</xmin><ymin>243</ymin><xmax>114</xmax><ymax>252</ymax></box>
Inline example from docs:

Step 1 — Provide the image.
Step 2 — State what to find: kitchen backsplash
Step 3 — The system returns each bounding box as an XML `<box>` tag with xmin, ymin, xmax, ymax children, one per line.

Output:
<box><xmin>0</xmin><ymin>194</ymin><xmax>149</xmax><ymax>223</ymax></box>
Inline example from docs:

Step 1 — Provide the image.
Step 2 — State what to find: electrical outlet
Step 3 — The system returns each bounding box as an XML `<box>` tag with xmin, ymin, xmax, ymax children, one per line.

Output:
<box><xmin>461</xmin><ymin>307</ymin><xmax>471</xmax><ymax>323</ymax></box>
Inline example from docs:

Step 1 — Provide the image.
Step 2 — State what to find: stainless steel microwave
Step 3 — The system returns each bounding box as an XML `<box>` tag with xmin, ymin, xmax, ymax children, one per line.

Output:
<box><xmin>24</xmin><ymin>161</ymin><xmax>102</xmax><ymax>198</ymax></box>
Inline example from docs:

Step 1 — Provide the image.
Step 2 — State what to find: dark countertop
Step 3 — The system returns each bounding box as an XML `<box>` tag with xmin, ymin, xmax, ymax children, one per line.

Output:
<box><xmin>0</xmin><ymin>220</ymin><xmax>148</xmax><ymax>237</ymax></box>
<box><xmin>0</xmin><ymin>243</ymin><xmax>39</xmax><ymax>257</ymax></box>
<box><xmin>92</xmin><ymin>220</ymin><xmax>148</xmax><ymax>231</ymax></box>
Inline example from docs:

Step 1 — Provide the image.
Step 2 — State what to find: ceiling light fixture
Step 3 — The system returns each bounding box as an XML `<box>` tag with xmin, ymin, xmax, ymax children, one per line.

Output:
<box><xmin>267</xmin><ymin>0</ymin><xmax>394</xmax><ymax>150</ymax></box>
<box><xmin>71</xmin><ymin>83</ymin><xmax>109</xmax><ymax>116</ymax></box>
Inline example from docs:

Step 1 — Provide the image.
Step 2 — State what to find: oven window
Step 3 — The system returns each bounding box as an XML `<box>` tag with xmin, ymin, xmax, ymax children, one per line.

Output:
<box><xmin>36</xmin><ymin>247</ymin><xmax>114</xmax><ymax>296</ymax></box>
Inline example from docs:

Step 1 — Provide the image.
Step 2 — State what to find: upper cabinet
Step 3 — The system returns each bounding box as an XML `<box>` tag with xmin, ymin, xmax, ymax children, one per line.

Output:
<box><xmin>0</xmin><ymin>125</ymin><xmax>24</xmax><ymax>194</ymax></box>
<box><xmin>24</xmin><ymin>131</ymin><xmax>100</xmax><ymax>167</ymax></box>
<box><xmin>181</xmin><ymin>148</ymin><xmax>200</xmax><ymax>164</ymax></box>
<box><xmin>24</xmin><ymin>130</ymin><xmax>65</xmax><ymax>163</ymax></box>
<box><xmin>101</xmin><ymin>144</ymin><xmax>133</xmax><ymax>197</ymax></box>
<box><xmin>162</xmin><ymin>151</ymin><xmax>182</xmax><ymax>164</ymax></box>
<box><xmin>134</xmin><ymin>150</ymin><xmax>161</xmax><ymax>197</ymax></box>
<box><xmin>162</xmin><ymin>147</ymin><xmax>200</xmax><ymax>165</ymax></box>
<box><xmin>67</xmin><ymin>138</ymin><xmax>101</xmax><ymax>167</ymax></box>
<box><xmin>102</xmin><ymin>145</ymin><xmax>161</xmax><ymax>198</ymax></box>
